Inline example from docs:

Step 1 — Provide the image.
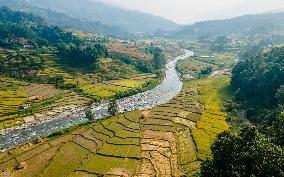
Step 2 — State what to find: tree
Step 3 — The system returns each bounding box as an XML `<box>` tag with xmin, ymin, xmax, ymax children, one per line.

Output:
<box><xmin>53</xmin><ymin>75</ymin><xmax>64</xmax><ymax>88</ymax></box>
<box><xmin>108</xmin><ymin>99</ymin><xmax>118</xmax><ymax>116</ymax></box>
<box><xmin>231</xmin><ymin>46</ymin><xmax>284</xmax><ymax>106</ymax></box>
<box><xmin>276</xmin><ymin>85</ymin><xmax>284</xmax><ymax>105</ymax></box>
<box><xmin>200</xmin><ymin>127</ymin><xmax>284</xmax><ymax>177</ymax></box>
<box><xmin>85</xmin><ymin>108</ymin><xmax>96</xmax><ymax>122</ymax></box>
<box><xmin>270</xmin><ymin>111</ymin><xmax>284</xmax><ymax>146</ymax></box>
<box><xmin>210</xmin><ymin>35</ymin><xmax>229</xmax><ymax>53</ymax></box>
<box><xmin>58</xmin><ymin>43</ymin><xmax>108</xmax><ymax>69</ymax></box>
<box><xmin>198</xmin><ymin>34</ymin><xmax>211</xmax><ymax>43</ymax></box>
<box><xmin>200</xmin><ymin>66</ymin><xmax>213</xmax><ymax>75</ymax></box>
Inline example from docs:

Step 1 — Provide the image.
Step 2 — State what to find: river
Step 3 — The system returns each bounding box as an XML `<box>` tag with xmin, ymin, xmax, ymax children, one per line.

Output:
<box><xmin>0</xmin><ymin>50</ymin><xmax>194</xmax><ymax>150</ymax></box>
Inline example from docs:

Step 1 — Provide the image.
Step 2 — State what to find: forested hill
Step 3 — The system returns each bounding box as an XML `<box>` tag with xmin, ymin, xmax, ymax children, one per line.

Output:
<box><xmin>174</xmin><ymin>12</ymin><xmax>284</xmax><ymax>37</ymax></box>
<box><xmin>0</xmin><ymin>3</ymin><xmax>130</xmax><ymax>39</ymax></box>
<box><xmin>0</xmin><ymin>0</ymin><xmax>179</xmax><ymax>34</ymax></box>
<box><xmin>17</xmin><ymin>7</ymin><xmax>130</xmax><ymax>39</ymax></box>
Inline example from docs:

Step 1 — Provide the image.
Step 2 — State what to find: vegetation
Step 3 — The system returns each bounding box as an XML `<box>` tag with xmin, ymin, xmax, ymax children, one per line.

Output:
<box><xmin>0</xmin><ymin>7</ymin><xmax>163</xmax><ymax>130</ymax></box>
<box><xmin>1</xmin><ymin>2</ymin><xmax>284</xmax><ymax>177</ymax></box>
<box><xmin>174</xmin><ymin>11</ymin><xmax>284</xmax><ymax>38</ymax></box>
<box><xmin>210</xmin><ymin>36</ymin><xmax>229</xmax><ymax>53</ymax></box>
<box><xmin>108</xmin><ymin>99</ymin><xmax>118</xmax><ymax>116</ymax></box>
<box><xmin>231</xmin><ymin>46</ymin><xmax>284</xmax><ymax>130</ymax></box>
<box><xmin>231</xmin><ymin>46</ymin><xmax>284</xmax><ymax>106</ymax></box>
<box><xmin>190</xmin><ymin>77</ymin><xmax>230</xmax><ymax>160</ymax></box>
<box><xmin>1</xmin><ymin>0</ymin><xmax>179</xmax><ymax>34</ymax></box>
<box><xmin>57</xmin><ymin>42</ymin><xmax>108</xmax><ymax>69</ymax></box>
<box><xmin>0</xmin><ymin>75</ymin><xmax>232</xmax><ymax>176</ymax></box>
<box><xmin>201</xmin><ymin>127</ymin><xmax>284</xmax><ymax>177</ymax></box>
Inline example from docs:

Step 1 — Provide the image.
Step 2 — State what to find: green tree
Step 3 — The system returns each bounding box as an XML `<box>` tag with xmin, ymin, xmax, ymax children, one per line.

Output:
<box><xmin>85</xmin><ymin>108</ymin><xmax>96</xmax><ymax>122</ymax></box>
<box><xmin>276</xmin><ymin>85</ymin><xmax>284</xmax><ymax>105</ymax></box>
<box><xmin>200</xmin><ymin>66</ymin><xmax>213</xmax><ymax>75</ymax></box>
<box><xmin>201</xmin><ymin>127</ymin><xmax>284</xmax><ymax>177</ymax></box>
<box><xmin>108</xmin><ymin>99</ymin><xmax>118</xmax><ymax>116</ymax></box>
<box><xmin>210</xmin><ymin>35</ymin><xmax>229</xmax><ymax>53</ymax></box>
<box><xmin>231</xmin><ymin>46</ymin><xmax>284</xmax><ymax>106</ymax></box>
<box><xmin>270</xmin><ymin>111</ymin><xmax>284</xmax><ymax>146</ymax></box>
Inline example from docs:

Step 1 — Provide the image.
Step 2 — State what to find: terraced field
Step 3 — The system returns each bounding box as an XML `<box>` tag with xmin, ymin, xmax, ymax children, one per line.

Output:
<box><xmin>38</xmin><ymin>53</ymin><xmax>156</xmax><ymax>99</ymax></box>
<box><xmin>193</xmin><ymin>53</ymin><xmax>236</xmax><ymax>68</ymax></box>
<box><xmin>0</xmin><ymin>76</ymin><xmax>230</xmax><ymax>177</ymax></box>
<box><xmin>0</xmin><ymin>76</ymin><xmax>92</xmax><ymax>129</ymax></box>
<box><xmin>0</xmin><ymin>77</ymin><xmax>29</xmax><ymax>129</ymax></box>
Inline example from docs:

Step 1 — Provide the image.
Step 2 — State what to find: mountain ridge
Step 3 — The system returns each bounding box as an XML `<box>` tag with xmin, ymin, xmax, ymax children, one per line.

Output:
<box><xmin>173</xmin><ymin>11</ymin><xmax>284</xmax><ymax>37</ymax></box>
<box><xmin>0</xmin><ymin>0</ymin><xmax>179</xmax><ymax>33</ymax></box>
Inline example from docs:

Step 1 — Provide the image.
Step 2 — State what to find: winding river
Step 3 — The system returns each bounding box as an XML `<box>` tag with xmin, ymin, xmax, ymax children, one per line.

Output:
<box><xmin>0</xmin><ymin>50</ymin><xmax>194</xmax><ymax>150</ymax></box>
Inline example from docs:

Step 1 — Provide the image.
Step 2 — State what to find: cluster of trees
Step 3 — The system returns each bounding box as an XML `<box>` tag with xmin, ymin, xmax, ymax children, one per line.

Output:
<box><xmin>0</xmin><ymin>6</ymin><xmax>43</xmax><ymax>24</ymax></box>
<box><xmin>150</xmin><ymin>45</ymin><xmax>166</xmax><ymax>70</ymax></box>
<box><xmin>144</xmin><ymin>43</ymin><xmax>166</xmax><ymax>70</ymax></box>
<box><xmin>58</xmin><ymin>43</ymin><xmax>108</xmax><ymax>69</ymax></box>
<box><xmin>200</xmin><ymin>66</ymin><xmax>213</xmax><ymax>76</ymax></box>
<box><xmin>111</xmin><ymin>44</ymin><xmax>166</xmax><ymax>74</ymax></box>
<box><xmin>0</xmin><ymin>52</ymin><xmax>45</xmax><ymax>81</ymax></box>
<box><xmin>201</xmin><ymin>127</ymin><xmax>284</xmax><ymax>177</ymax></box>
<box><xmin>231</xmin><ymin>46</ymin><xmax>284</xmax><ymax>127</ymax></box>
<box><xmin>108</xmin><ymin>99</ymin><xmax>118</xmax><ymax>116</ymax></box>
<box><xmin>209</xmin><ymin>35</ymin><xmax>229</xmax><ymax>53</ymax></box>
<box><xmin>0</xmin><ymin>7</ymin><xmax>80</xmax><ymax>49</ymax></box>
<box><xmin>231</xmin><ymin>46</ymin><xmax>284</xmax><ymax>106</ymax></box>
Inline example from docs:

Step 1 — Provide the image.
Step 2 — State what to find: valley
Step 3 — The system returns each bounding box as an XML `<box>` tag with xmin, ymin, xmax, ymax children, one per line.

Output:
<box><xmin>0</xmin><ymin>2</ymin><xmax>283</xmax><ymax>177</ymax></box>
<box><xmin>0</xmin><ymin>74</ymin><xmax>231</xmax><ymax>177</ymax></box>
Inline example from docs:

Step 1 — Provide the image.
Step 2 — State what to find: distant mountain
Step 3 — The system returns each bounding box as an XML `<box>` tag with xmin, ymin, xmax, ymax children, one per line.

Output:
<box><xmin>10</xmin><ymin>6</ymin><xmax>131</xmax><ymax>39</ymax></box>
<box><xmin>0</xmin><ymin>0</ymin><xmax>179</xmax><ymax>33</ymax></box>
<box><xmin>174</xmin><ymin>12</ymin><xmax>284</xmax><ymax>37</ymax></box>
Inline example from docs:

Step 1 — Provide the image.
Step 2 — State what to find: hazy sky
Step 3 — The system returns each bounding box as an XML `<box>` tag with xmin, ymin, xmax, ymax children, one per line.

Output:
<box><xmin>100</xmin><ymin>0</ymin><xmax>284</xmax><ymax>24</ymax></box>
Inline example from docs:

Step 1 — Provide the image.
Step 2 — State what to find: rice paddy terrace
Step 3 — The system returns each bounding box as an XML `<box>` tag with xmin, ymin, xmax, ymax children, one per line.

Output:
<box><xmin>0</xmin><ymin>76</ymin><xmax>230</xmax><ymax>177</ymax></box>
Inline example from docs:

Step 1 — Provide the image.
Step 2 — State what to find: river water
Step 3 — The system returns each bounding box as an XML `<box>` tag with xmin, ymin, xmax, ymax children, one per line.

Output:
<box><xmin>0</xmin><ymin>50</ymin><xmax>194</xmax><ymax>150</ymax></box>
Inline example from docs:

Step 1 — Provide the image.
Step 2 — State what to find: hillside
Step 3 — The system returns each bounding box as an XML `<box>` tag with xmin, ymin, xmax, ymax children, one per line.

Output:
<box><xmin>0</xmin><ymin>0</ymin><xmax>179</xmax><ymax>34</ymax></box>
<box><xmin>19</xmin><ymin>7</ymin><xmax>131</xmax><ymax>39</ymax></box>
<box><xmin>0</xmin><ymin>5</ymin><xmax>130</xmax><ymax>39</ymax></box>
<box><xmin>0</xmin><ymin>7</ymin><xmax>167</xmax><ymax>131</ymax></box>
<box><xmin>174</xmin><ymin>12</ymin><xmax>284</xmax><ymax>37</ymax></box>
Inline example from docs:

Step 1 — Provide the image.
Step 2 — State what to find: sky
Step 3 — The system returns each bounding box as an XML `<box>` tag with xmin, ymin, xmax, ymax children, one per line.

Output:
<box><xmin>99</xmin><ymin>0</ymin><xmax>284</xmax><ymax>24</ymax></box>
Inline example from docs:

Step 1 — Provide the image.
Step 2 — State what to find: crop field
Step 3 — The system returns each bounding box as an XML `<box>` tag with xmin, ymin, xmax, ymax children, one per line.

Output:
<box><xmin>189</xmin><ymin>76</ymin><xmax>230</xmax><ymax>160</ymax></box>
<box><xmin>177</xmin><ymin>59</ymin><xmax>217</xmax><ymax>78</ymax></box>
<box><xmin>110</xmin><ymin>80</ymin><xmax>144</xmax><ymax>88</ymax></box>
<box><xmin>194</xmin><ymin>53</ymin><xmax>236</xmax><ymax>68</ymax></box>
<box><xmin>106</xmin><ymin>40</ymin><xmax>152</xmax><ymax>61</ymax></box>
<box><xmin>20</xmin><ymin>84</ymin><xmax>60</xmax><ymax>100</ymax></box>
<box><xmin>0</xmin><ymin>76</ymin><xmax>91</xmax><ymax>128</ymax></box>
<box><xmin>80</xmin><ymin>73</ymin><xmax>156</xmax><ymax>99</ymax></box>
<box><xmin>0</xmin><ymin>76</ymin><xmax>231</xmax><ymax>176</ymax></box>
<box><xmin>0</xmin><ymin>77</ymin><xmax>29</xmax><ymax>129</ymax></box>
